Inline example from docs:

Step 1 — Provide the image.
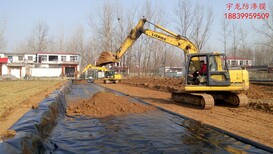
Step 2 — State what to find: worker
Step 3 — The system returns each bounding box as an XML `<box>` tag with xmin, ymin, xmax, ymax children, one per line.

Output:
<box><xmin>189</xmin><ymin>60</ymin><xmax>207</xmax><ymax>84</ymax></box>
<box><xmin>199</xmin><ymin>60</ymin><xmax>207</xmax><ymax>76</ymax></box>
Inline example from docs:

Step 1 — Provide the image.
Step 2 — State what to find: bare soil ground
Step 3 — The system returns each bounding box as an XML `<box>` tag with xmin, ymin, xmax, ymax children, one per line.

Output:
<box><xmin>0</xmin><ymin>80</ymin><xmax>67</xmax><ymax>135</ymax></box>
<box><xmin>67</xmin><ymin>92</ymin><xmax>157</xmax><ymax>118</ymax></box>
<box><xmin>97</xmin><ymin>77</ymin><xmax>273</xmax><ymax>148</ymax></box>
<box><xmin>122</xmin><ymin>76</ymin><xmax>273</xmax><ymax>113</ymax></box>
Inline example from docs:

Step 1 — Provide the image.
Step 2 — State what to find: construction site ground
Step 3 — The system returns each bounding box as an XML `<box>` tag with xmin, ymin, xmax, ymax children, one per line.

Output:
<box><xmin>1</xmin><ymin>77</ymin><xmax>273</xmax><ymax>149</ymax></box>
<box><xmin>96</xmin><ymin>77</ymin><xmax>273</xmax><ymax>148</ymax></box>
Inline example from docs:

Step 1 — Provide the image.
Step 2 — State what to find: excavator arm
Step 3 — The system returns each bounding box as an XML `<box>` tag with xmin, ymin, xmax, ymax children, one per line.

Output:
<box><xmin>82</xmin><ymin>64</ymin><xmax>108</xmax><ymax>73</ymax></box>
<box><xmin>96</xmin><ymin>18</ymin><xmax>200</xmax><ymax>69</ymax></box>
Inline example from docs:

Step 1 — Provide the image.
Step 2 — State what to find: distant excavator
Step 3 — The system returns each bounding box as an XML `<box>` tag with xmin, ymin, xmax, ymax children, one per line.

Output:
<box><xmin>96</xmin><ymin>18</ymin><xmax>249</xmax><ymax>109</ymax></box>
<box><xmin>82</xmin><ymin>64</ymin><xmax>122</xmax><ymax>84</ymax></box>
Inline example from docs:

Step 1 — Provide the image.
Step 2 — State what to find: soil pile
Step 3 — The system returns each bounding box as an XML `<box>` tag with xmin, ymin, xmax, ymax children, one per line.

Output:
<box><xmin>122</xmin><ymin>76</ymin><xmax>185</xmax><ymax>92</ymax></box>
<box><xmin>66</xmin><ymin>92</ymin><xmax>157</xmax><ymax>118</ymax></box>
<box><xmin>247</xmin><ymin>83</ymin><xmax>273</xmax><ymax>99</ymax></box>
<box><xmin>96</xmin><ymin>51</ymin><xmax>116</xmax><ymax>66</ymax></box>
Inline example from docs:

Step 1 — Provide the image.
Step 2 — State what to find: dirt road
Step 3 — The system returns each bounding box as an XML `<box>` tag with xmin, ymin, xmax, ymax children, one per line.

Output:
<box><xmin>98</xmin><ymin>81</ymin><xmax>273</xmax><ymax>148</ymax></box>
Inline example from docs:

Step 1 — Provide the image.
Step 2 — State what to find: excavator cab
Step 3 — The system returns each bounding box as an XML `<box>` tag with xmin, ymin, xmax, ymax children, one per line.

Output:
<box><xmin>186</xmin><ymin>53</ymin><xmax>231</xmax><ymax>87</ymax></box>
<box><xmin>104</xmin><ymin>70</ymin><xmax>122</xmax><ymax>84</ymax></box>
<box><xmin>174</xmin><ymin>52</ymin><xmax>248</xmax><ymax>109</ymax></box>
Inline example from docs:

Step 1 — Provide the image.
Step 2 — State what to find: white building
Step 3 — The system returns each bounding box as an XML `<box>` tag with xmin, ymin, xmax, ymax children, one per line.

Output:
<box><xmin>159</xmin><ymin>66</ymin><xmax>183</xmax><ymax>77</ymax></box>
<box><xmin>0</xmin><ymin>52</ymin><xmax>80</xmax><ymax>78</ymax></box>
<box><xmin>227</xmin><ymin>57</ymin><xmax>252</xmax><ymax>67</ymax></box>
<box><xmin>2</xmin><ymin>53</ymin><xmax>26</xmax><ymax>78</ymax></box>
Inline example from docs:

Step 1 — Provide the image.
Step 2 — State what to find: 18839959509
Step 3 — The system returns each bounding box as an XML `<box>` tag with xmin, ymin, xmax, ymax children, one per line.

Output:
<box><xmin>224</xmin><ymin>12</ymin><xmax>270</xmax><ymax>20</ymax></box>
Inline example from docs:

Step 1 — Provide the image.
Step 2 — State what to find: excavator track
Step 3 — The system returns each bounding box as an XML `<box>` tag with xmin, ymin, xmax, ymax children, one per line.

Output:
<box><xmin>171</xmin><ymin>92</ymin><xmax>248</xmax><ymax>109</ymax></box>
<box><xmin>226</xmin><ymin>93</ymin><xmax>248</xmax><ymax>107</ymax></box>
<box><xmin>171</xmin><ymin>92</ymin><xmax>215</xmax><ymax>109</ymax></box>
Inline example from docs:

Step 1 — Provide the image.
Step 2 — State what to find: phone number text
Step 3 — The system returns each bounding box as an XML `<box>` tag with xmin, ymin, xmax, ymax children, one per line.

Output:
<box><xmin>224</xmin><ymin>12</ymin><xmax>269</xmax><ymax>19</ymax></box>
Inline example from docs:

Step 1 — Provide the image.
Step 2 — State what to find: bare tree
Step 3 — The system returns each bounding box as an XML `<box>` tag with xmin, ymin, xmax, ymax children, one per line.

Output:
<box><xmin>174</xmin><ymin>2</ymin><xmax>214</xmax><ymax>52</ymax></box>
<box><xmin>55</xmin><ymin>27</ymin><xmax>65</xmax><ymax>52</ymax></box>
<box><xmin>220</xmin><ymin>18</ymin><xmax>230</xmax><ymax>55</ymax></box>
<box><xmin>174</xmin><ymin>0</ymin><xmax>193</xmax><ymax>37</ymax></box>
<box><xmin>66</xmin><ymin>25</ymin><xmax>86</xmax><ymax>69</ymax></box>
<box><xmin>124</xmin><ymin>9</ymin><xmax>138</xmax><ymax>72</ymax></box>
<box><xmin>66</xmin><ymin>25</ymin><xmax>84</xmax><ymax>53</ymax></box>
<box><xmin>254</xmin><ymin>3</ymin><xmax>273</xmax><ymax>51</ymax></box>
<box><xmin>253</xmin><ymin>44</ymin><xmax>270</xmax><ymax>65</ymax></box>
<box><xmin>114</xmin><ymin>5</ymin><xmax>136</xmax><ymax>72</ymax></box>
<box><xmin>150</xmin><ymin>5</ymin><xmax>170</xmax><ymax>75</ymax></box>
<box><xmin>128</xmin><ymin>0</ymin><xmax>155</xmax><ymax>75</ymax></box>
<box><xmin>27</xmin><ymin>21</ymin><xmax>50</xmax><ymax>53</ymax></box>
<box><xmin>139</xmin><ymin>0</ymin><xmax>154</xmax><ymax>75</ymax></box>
<box><xmin>230</xmin><ymin>21</ymin><xmax>238</xmax><ymax>57</ymax></box>
<box><xmin>191</xmin><ymin>4</ymin><xmax>214</xmax><ymax>52</ymax></box>
<box><xmin>0</xmin><ymin>17</ymin><xmax>6</xmax><ymax>51</ymax></box>
<box><xmin>238</xmin><ymin>27</ymin><xmax>248</xmax><ymax>58</ymax></box>
<box><xmin>88</xmin><ymin>2</ymin><xmax>117</xmax><ymax>52</ymax></box>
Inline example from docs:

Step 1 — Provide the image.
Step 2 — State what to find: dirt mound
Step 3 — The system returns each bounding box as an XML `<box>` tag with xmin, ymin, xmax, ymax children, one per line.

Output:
<box><xmin>66</xmin><ymin>92</ymin><xmax>157</xmax><ymax>118</ymax></box>
<box><xmin>247</xmin><ymin>83</ymin><xmax>273</xmax><ymax>99</ymax></box>
<box><xmin>123</xmin><ymin>76</ymin><xmax>185</xmax><ymax>92</ymax></box>
<box><xmin>246</xmin><ymin>83</ymin><xmax>273</xmax><ymax>112</ymax></box>
<box><xmin>96</xmin><ymin>51</ymin><xmax>116</xmax><ymax>66</ymax></box>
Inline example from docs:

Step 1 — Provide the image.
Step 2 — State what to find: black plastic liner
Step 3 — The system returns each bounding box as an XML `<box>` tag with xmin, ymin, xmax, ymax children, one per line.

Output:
<box><xmin>0</xmin><ymin>81</ymin><xmax>273</xmax><ymax>154</ymax></box>
<box><xmin>0</xmin><ymin>81</ymin><xmax>72</xmax><ymax>154</ymax></box>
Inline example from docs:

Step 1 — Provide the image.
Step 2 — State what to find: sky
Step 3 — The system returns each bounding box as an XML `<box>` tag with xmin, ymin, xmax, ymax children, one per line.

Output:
<box><xmin>0</xmin><ymin>0</ymin><xmax>270</xmax><ymax>52</ymax></box>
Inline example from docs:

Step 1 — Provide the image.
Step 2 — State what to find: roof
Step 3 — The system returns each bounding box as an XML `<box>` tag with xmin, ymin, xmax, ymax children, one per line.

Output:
<box><xmin>2</xmin><ymin>53</ymin><xmax>24</xmax><ymax>56</ymax></box>
<box><xmin>0</xmin><ymin>58</ymin><xmax>8</xmax><ymax>63</ymax></box>
<box><xmin>1</xmin><ymin>52</ymin><xmax>79</xmax><ymax>55</ymax></box>
<box><xmin>37</xmin><ymin>52</ymin><xmax>79</xmax><ymax>55</ymax></box>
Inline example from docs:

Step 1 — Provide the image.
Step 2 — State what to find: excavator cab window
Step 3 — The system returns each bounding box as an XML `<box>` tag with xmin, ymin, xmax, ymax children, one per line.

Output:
<box><xmin>105</xmin><ymin>71</ymin><xmax>115</xmax><ymax>78</ymax></box>
<box><xmin>186</xmin><ymin>56</ymin><xmax>207</xmax><ymax>85</ymax></box>
<box><xmin>186</xmin><ymin>54</ymin><xmax>231</xmax><ymax>86</ymax></box>
<box><xmin>207</xmin><ymin>54</ymin><xmax>230</xmax><ymax>86</ymax></box>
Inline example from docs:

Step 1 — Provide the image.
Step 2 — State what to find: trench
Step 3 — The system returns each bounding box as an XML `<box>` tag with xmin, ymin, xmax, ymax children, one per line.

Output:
<box><xmin>0</xmin><ymin>81</ymin><xmax>272</xmax><ymax>153</ymax></box>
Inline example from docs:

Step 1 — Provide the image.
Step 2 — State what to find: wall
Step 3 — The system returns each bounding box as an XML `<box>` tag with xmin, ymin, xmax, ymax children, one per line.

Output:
<box><xmin>2</xmin><ymin>65</ymin><xmax>8</xmax><ymax>75</ymax></box>
<box><xmin>24</xmin><ymin>54</ymin><xmax>36</xmax><ymax>63</ymax></box>
<box><xmin>10</xmin><ymin>67</ymin><xmax>21</xmax><ymax>78</ymax></box>
<box><xmin>30</xmin><ymin>68</ymin><xmax>62</xmax><ymax>77</ymax></box>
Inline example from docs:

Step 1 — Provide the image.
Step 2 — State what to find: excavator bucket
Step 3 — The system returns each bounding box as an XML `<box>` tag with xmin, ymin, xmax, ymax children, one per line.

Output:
<box><xmin>96</xmin><ymin>51</ymin><xmax>117</xmax><ymax>66</ymax></box>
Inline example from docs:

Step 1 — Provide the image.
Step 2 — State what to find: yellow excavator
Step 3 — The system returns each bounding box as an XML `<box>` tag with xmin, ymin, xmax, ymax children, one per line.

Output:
<box><xmin>82</xmin><ymin>64</ymin><xmax>122</xmax><ymax>84</ymax></box>
<box><xmin>82</xmin><ymin>64</ymin><xmax>108</xmax><ymax>73</ymax></box>
<box><xmin>96</xmin><ymin>18</ymin><xmax>249</xmax><ymax>109</ymax></box>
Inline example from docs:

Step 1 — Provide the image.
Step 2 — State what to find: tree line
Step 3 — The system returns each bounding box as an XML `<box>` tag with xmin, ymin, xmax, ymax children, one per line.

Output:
<box><xmin>0</xmin><ymin>1</ymin><xmax>272</xmax><ymax>74</ymax></box>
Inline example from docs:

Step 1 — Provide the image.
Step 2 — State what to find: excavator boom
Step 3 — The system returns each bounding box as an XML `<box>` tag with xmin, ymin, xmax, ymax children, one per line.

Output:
<box><xmin>96</xmin><ymin>18</ymin><xmax>198</xmax><ymax>67</ymax></box>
